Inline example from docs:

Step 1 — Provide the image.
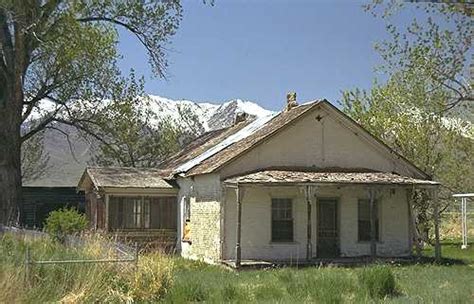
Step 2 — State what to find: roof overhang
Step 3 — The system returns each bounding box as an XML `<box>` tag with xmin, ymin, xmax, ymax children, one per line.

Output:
<box><xmin>223</xmin><ymin>169</ymin><xmax>440</xmax><ymax>189</ymax></box>
<box><xmin>77</xmin><ymin>167</ymin><xmax>178</xmax><ymax>193</ymax></box>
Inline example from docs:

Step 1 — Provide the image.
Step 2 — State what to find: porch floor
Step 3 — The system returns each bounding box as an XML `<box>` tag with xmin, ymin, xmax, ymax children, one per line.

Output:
<box><xmin>222</xmin><ymin>256</ymin><xmax>416</xmax><ymax>269</ymax></box>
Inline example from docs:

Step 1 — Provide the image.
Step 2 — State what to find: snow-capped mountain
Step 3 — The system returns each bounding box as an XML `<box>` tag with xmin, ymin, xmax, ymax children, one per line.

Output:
<box><xmin>24</xmin><ymin>96</ymin><xmax>273</xmax><ymax>186</ymax></box>
<box><xmin>147</xmin><ymin>95</ymin><xmax>273</xmax><ymax>132</ymax></box>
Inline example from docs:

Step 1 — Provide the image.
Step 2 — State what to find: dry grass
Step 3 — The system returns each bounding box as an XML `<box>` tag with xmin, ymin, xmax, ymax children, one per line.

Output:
<box><xmin>0</xmin><ymin>232</ymin><xmax>174</xmax><ymax>303</ymax></box>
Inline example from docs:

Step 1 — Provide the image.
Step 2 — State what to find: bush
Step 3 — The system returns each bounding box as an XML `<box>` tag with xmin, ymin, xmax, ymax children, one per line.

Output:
<box><xmin>358</xmin><ymin>265</ymin><xmax>397</xmax><ymax>299</ymax></box>
<box><xmin>44</xmin><ymin>208</ymin><xmax>88</xmax><ymax>242</ymax></box>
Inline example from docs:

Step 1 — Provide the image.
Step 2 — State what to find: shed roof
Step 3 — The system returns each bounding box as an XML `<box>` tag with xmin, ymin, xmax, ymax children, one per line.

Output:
<box><xmin>78</xmin><ymin>167</ymin><xmax>176</xmax><ymax>190</ymax></box>
<box><xmin>224</xmin><ymin>169</ymin><xmax>439</xmax><ymax>187</ymax></box>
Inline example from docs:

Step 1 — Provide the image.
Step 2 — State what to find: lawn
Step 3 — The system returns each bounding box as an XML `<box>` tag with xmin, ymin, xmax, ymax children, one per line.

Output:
<box><xmin>1</xmin><ymin>233</ymin><xmax>473</xmax><ymax>303</ymax></box>
<box><xmin>164</xmin><ymin>242</ymin><xmax>474</xmax><ymax>303</ymax></box>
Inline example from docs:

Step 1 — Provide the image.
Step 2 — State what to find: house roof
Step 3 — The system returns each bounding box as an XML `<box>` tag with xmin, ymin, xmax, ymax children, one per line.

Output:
<box><xmin>160</xmin><ymin>101</ymin><xmax>321</xmax><ymax>176</ymax></box>
<box><xmin>158</xmin><ymin>119</ymin><xmax>254</xmax><ymax>176</ymax></box>
<box><xmin>160</xmin><ymin>99</ymin><xmax>431</xmax><ymax>180</ymax></box>
<box><xmin>77</xmin><ymin>167</ymin><xmax>176</xmax><ymax>190</ymax></box>
<box><xmin>224</xmin><ymin>169</ymin><xmax>440</xmax><ymax>187</ymax></box>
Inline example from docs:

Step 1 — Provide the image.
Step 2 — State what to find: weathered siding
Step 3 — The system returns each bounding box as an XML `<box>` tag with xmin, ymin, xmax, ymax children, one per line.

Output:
<box><xmin>21</xmin><ymin>187</ymin><xmax>85</xmax><ymax>228</ymax></box>
<box><xmin>224</xmin><ymin>185</ymin><xmax>410</xmax><ymax>260</ymax></box>
<box><xmin>177</xmin><ymin>174</ymin><xmax>223</xmax><ymax>262</ymax></box>
<box><xmin>220</xmin><ymin>107</ymin><xmax>418</xmax><ymax>179</ymax></box>
<box><xmin>224</xmin><ymin>186</ymin><xmax>307</xmax><ymax>261</ymax></box>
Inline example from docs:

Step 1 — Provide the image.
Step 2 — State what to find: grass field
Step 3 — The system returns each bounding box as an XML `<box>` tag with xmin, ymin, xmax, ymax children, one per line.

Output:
<box><xmin>164</xmin><ymin>242</ymin><xmax>474</xmax><ymax>303</ymax></box>
<box><xmin>1</xmin><ymin>233</ymin><xmax>473</xmax><ymax>303</ymax></box>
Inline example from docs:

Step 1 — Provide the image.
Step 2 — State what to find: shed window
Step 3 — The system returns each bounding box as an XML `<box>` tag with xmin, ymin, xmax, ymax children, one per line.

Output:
<box><xmin>358</xmin><ymin>199</ymin><xmax>380</xmax><ymax>242</ymax></box>
<box><xmin>109</xmin><ymin>196</ymin><xmax>176</xmax><ymax>230</ymax></box>
<box><xmin>271</xmin><ymin>198</ymin><xmax>293</xmax><ymax>242</ymax></box>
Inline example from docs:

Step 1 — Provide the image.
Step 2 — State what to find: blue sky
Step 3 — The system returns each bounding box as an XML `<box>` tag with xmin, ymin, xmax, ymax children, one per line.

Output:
<box><xmin>117</xmin><ymin>1</ymin><xmax>415</xmax><ymax>111</ymax></box>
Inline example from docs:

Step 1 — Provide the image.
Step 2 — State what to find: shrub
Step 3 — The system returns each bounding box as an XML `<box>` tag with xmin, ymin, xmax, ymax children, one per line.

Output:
<box><xmin>44</xmin><ymin>208</ymin><xmax>88</xmax><ymax>242</ymax></box>
<box><xmin>358</xmin><ymin>265</ymin><xmax>396</xmax><ymax>299</ymax></box>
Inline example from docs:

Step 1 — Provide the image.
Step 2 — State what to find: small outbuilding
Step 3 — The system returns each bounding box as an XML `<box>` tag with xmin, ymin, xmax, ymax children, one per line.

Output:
<box><xmin>77</xmin><ymin>167</ymin><xmax>178</xmax><ymax>249</ymax></box>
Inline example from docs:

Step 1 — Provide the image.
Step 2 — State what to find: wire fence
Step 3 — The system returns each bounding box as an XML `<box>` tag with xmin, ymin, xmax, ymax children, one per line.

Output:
<box><xmin>0</xmin><ymin>226</ymin><xmax>140</xmax><ymax>283</ymax></box>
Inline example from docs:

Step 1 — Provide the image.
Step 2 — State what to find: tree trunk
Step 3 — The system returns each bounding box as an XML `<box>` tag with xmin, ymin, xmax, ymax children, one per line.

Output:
<box><xmin>0</xmin><ymin>75</ymin><xmax>23</xmax><ymax>225</ymax></box>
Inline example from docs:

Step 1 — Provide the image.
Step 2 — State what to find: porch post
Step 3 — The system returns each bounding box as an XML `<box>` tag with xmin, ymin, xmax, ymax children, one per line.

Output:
<box><xmin>305</xmin><ymin>185</ymin><xmax>313</xmax><ymax>261</ymax></box>
<box><xmin>235</xmin><ymin>185</ymin><xmax>242</xmax><ymax>268</ymax></box>
<box><xmin>433</xmin><ymin>189</ymin><xmax>441</xmax><ymax>262</ymax></box>
<box><xmin>369</xmin><ymin>188</ymin><xmax>376</xmax><ymax>259</ymax></box>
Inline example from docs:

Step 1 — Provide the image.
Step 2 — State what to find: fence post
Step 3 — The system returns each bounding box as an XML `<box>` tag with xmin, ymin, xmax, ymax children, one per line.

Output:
<box><xmin>25</xmin><ymin>246</ymin><xmax>30</xmax><ymax>284</ymax></box>
<box><xmin>134</xmin><ymin>242</ymin><xmax>139</xmax><ymax>270</ymax></box>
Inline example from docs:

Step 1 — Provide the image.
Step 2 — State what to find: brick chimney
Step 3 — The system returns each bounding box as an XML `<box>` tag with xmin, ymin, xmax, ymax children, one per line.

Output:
<box><xmin>285</xmin><ymin>91</ymin><xmax>298</xmax><ymax>111</ymax></box>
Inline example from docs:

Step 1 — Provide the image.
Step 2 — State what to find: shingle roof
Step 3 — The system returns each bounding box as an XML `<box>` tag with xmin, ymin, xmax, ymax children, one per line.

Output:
<box><xmin>159</xmin><ymin>99</ymin><xmax>431</xmax><ymax>181</ymax></box>
<box><xmin>163</xmin><ymin>101</ymin><xmax>321</xmax><ymax>176</ymax></box>
<box><xmin>158</xmin><ymin>120</ymin><xmax>253</xmax><ymax>176</ymax></box>
<box><xmin>224</xmin><ymin>169</ymin><xmax>439</xmax><ymax>186</ymax></box>
<box><xmin>79</xmin><ymin>167</ymin><xmax>176</xmax><ymax>189</ymax></box>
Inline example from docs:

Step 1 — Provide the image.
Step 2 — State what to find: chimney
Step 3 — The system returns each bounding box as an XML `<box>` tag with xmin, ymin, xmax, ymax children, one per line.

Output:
<box><xmin>234</xmin><ymin>111</ymin><xmax>248</xmax><ymax>125</ymax></box>
<box><xmin>285</xmin><ymin>91</ymin><xmax>298</xmax><ymax>111</ymax></box>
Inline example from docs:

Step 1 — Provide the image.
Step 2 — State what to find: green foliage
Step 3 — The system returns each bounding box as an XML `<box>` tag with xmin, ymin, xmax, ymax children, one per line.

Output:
<box><xmin>358</xmin><ymin>266</ymin><xmax>397</xmax><ymax>299</ymax></box>
<box><xmin>0</xmin><ymin>1</ymin><xmax>183</xmax><ymax>220</ymax></box>
<box><xmin>91</xmin><ymin>88</ymin><xmax>183</xmax><ymax>167</ymax></box>
<box><xmin>342</xmin><ymin>2</ymin><xmax>474</xmax><ymax>243</ymax></box>
<box><xmin>1</xmin><ymin>235</ymin><xmax>473</xmax><ymax>303</ymax></box>
<box><xmin>44</xmin><ymin>208</ymin><xmax>88</xmax><ymax>241</ymax></box>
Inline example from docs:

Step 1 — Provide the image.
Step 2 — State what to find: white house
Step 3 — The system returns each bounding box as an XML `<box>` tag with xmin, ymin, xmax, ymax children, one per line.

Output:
<box><xmin>78</xmin><ymin>96</ymin><xmax>440</xmax><ymax>267</ymax></box>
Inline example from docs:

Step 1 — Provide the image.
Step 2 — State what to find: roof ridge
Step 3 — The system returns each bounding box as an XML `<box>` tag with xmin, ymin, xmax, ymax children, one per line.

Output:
<box><xmin>185</xmin><ymin>100</ymin><xmax>323</xmax><ymax>175</ymax></box>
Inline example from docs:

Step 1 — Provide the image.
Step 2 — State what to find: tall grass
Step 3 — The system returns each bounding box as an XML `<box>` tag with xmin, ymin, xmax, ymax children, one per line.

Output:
<box><xmin>2</xmin><ymin>233</ymin><xmax>472</xmax><ymax>303</ymax></box>
<box><xmin>0</xmin><ymin>232</ymin><xmax>173</xmax><ymax>303</ymax></box>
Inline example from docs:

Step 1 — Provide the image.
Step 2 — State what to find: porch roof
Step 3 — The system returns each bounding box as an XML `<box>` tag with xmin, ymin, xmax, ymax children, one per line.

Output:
<box><xmin>223</xmin><ymin>169</ymin><xmax>439</xmax><ymax>187</ymax></box>
<box><xmin>78</xmin><ymin>167</ymin><xmax>177</xmax><ymax>191</ymax></box>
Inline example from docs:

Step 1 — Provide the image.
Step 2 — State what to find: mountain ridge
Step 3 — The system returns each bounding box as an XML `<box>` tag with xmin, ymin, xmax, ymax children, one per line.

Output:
<box><xmin>24</xmin><ymin>96</ymin><xmax>273</xmax><ymax>187</ymax></box>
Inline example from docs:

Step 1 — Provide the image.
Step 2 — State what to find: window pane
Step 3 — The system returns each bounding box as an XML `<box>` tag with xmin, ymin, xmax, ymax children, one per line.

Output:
<box><xmin>271</xmin><ymin>199</ymin><xmax>293</xmax><ymax>242</ymax></box>
<box><xmin>358</xmin><ymin>199</ymin><xmax>379</xmax><ymax>241</ymax></box>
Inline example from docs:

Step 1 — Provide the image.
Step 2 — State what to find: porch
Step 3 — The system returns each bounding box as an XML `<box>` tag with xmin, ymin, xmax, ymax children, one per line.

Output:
<box><xmin>223</xmin><ymin>169</ymin><xmax>440</xmax><ymax>268</ymax></box>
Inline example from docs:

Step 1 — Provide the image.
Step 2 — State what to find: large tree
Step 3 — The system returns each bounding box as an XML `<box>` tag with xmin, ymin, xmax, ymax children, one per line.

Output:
<box><xmin>342</xmin><ymin>1</ymin><xmax>473</xmax><ymax>243</ymax></box>
<box><xmin>0</xmin><ymin>0</ymin><xmax>182</xmax><ymax>224</ymax></box>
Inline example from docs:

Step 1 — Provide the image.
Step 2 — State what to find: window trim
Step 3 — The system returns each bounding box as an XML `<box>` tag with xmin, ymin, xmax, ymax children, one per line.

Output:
<box><xmin>271</xmin><ymin>198</ymin><xmax>294</xmax><ymax>243</ymax></box>
<box><xmin>357</xmin><ymin>199</ymin><xmax>382</xmax><ymax>242</ymax></box>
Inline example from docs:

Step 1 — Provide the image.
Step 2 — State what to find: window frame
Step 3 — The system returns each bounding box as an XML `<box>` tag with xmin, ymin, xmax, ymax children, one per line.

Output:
<box><xmin>357</xmin><ymin>199</ymin><xmax>381</xmax><ymax>242</ymax></box>
<box><xmin>271</xmin><ymin>198</ymin><xmax>294</xmax><ymax>243</ymax></box>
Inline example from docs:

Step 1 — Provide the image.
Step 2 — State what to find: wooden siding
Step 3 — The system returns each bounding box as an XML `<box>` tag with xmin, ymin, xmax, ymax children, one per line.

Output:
<box><xmin>21</xmin><ymin>187</ymin><xmax>85</xmax><ymax>228</ymax></box>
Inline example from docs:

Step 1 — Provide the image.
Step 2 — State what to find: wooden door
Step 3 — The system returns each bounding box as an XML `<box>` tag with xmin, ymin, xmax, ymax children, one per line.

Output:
<box><xmin>317</xmin><ymin>199</ymin><xmax>339</xmax><ymax>258</ymax></box>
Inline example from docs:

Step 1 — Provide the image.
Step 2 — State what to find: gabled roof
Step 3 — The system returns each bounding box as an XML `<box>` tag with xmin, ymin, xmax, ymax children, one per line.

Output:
<box><xmin>159</xmin><ymin>101</ymin><xmax>321</xmax><ymax>176</ymax></box>
<box><xmin>224</xmin><ymin>169</ymin><xmax>439</xmax><ymax>187</ymax></box>
<box><xmin>77</xmin><ymin>167</ymin><xmax>176</xmax><ymax>191</ymax></box>
<box><xmin>158</xmin><ymin>119</ymin><xmax>254</xmax><ymax>176</ymax></box>
<box><xmin>160</xmin><ymin>99</ymin><xmax>430</xmax><ymax>180</ymax></box>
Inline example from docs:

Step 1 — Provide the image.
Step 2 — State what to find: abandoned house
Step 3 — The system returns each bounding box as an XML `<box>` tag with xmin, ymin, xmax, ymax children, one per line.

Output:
<box><xmin>78</xmin><ymin>96</ymin><xmax>440</xmax><ymax>266</ymax></box>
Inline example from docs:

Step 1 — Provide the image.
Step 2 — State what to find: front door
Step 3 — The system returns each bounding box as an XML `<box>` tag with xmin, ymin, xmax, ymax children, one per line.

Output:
<box><xmin>317</xmin><ymin>199</ymin><xmax>339</xmax><ymax>258</ymax></box>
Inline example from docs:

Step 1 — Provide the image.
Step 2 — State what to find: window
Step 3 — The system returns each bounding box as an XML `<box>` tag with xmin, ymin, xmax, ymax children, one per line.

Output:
<box><xmin>358</xmin><ymin>199</ymin><xmax>380</xmax><ymax>242</ymax></box>
<box><xmin>109</xmin><ymin>196</ymin><xmax>176</xmax><ymax>230</ymax></box>
<box><xmin>271</xmin><ymin>198</ymin><xmax>293</xmax><ymax>242</ymax></box>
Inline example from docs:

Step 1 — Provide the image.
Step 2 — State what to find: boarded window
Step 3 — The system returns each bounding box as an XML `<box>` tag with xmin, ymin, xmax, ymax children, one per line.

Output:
<box><xmin>184</xmin><ymin>196</ymin><xmax>191</xmax><ymax>221</ymax></box>
<box><xmin>358</xmin><ymin>199</ymin><xmax>380</xmax><ymax>242</ymax></box>
<box><xmin>109</xmin><ymin>196</ymin><xmax>177</xmax><ymax>230</ymax></box>
<box><xmin>271</xmin><ymin>198</ymin><xmax>293</xmax><ymax>242</ymax></box>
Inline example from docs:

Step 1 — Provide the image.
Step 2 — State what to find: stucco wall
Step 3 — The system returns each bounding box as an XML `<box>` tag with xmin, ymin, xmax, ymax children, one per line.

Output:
<box><xmin>224</xmin><ymin>185</ymin><xmax>411</xmax><ymax>261</ymax></box>
<box><xmin>220</xmin><ymin>107</ymin><xmax>418</xmax><ymax>179</ymax></box>
<box><xmin>177</xmin><ymin>174</ymin><xmax>223</xmax><ymax>262</ymax></box>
